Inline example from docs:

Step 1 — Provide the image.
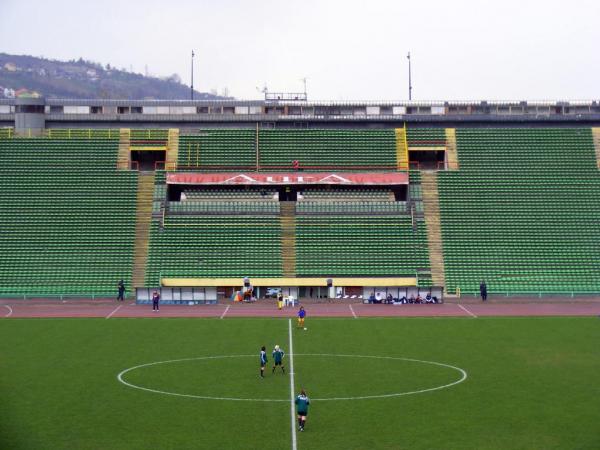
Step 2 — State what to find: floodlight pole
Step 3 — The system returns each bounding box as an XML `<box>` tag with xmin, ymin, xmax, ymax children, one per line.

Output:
<box><xmin>407</xmin><ymin>52</ymin><xmax>412</xmax><ymax>101</ymax></box>
<box><xmin>191</xmin><ymin>50</ymin><xmax>195</xmax><ymax>100</ymax></box>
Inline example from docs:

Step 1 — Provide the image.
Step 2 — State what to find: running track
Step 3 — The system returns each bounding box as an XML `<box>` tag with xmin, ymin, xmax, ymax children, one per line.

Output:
<box><xmin>1</xmin><ymin>300</ymin><xmax>600</xmax><ymax>319</ymax></box>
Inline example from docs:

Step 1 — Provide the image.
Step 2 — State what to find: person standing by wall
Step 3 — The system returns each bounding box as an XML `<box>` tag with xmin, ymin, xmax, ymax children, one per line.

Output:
<box><xmin>480</xmin><ymin>280</ymin><xmax>488</xmax><ymax>302</ymax></box>
<box><xmin>117</xmin><ymin>280</ymin><xmax>126</xmax><ymax>302</ymax></box>
<box><xmin>152</xmin><ymin>290</ymin><xmax>160</xmax><ymax>311</ymax></box>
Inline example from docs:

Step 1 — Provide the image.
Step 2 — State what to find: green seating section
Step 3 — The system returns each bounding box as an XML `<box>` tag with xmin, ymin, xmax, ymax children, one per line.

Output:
<box><xmin>438</xmin><ymin>128</ymin><xmax>600</xmax><ymax>294</ymax></box>
<box><xmin>406</xmin><ymin>128</ymin><xmax>446</xmax><ymax>147</ymax></box>
<box><xmin>296</xmin><ymin>201</ymin><xmax>407</xmax><ymax>214</ymax></box>
<box><xmin>179</xmin><ymin>131</ymin><xmax>256</xmax><ymax>169</ymax></box>
<box><xmin>145</xmin><ymin>216</ymin><xmax>282</xmax><ymax>283</ymax></box>
<box><xmin>0</xmin><ymin>138</ymin><xmax>137</xmax><ymax>295</ymax></box>
<box><xmin>301</xmin><ymin>189</ymin><xmax>392</xmax><ymax>201</ymax></box>
<box><xmin>169</xmin><ymin>201</ymin><xmax>280</xmax><ymax>214</ymax></box>
<box><xmin>183</xmin><ymin>189</ymin><xmax>277</xmax><ymax>200</ymax></box>
<box><xmin>259</xmin><ymin>130</ymin><xmax>396</xmax><ymax>169</ymax></box>
<box><xmin>177</xmin><ymin>129</ymin><xmax>397</xmax><ymax>170</ymax></box>
<box><xmin>296</xmin><ymin>216</ymin><xmax>429</xmax><ymax>277</ymax></box>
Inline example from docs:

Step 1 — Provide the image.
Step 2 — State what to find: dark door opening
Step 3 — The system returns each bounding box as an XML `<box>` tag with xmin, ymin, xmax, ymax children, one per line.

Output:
<box><xmin>408</xmin><ymin>150</ymin><xmax>445</xmax><ymax>170</ymax></box>
<box><xmin>131</xmin><ymin>150</ymin><xmax>166</xmax><ymax>171</ymax></box>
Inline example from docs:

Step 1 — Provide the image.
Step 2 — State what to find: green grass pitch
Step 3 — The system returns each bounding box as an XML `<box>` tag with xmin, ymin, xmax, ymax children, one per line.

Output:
<box><xmin>1</xmin><ymin>317</ymin><xmax>599</xmax><ymax>449</ymax></box>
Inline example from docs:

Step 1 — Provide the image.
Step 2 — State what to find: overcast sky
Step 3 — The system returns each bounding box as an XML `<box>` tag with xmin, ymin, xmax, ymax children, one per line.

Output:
<box><xmin>1</xmin><ymin>0</ymin><xmax>598</xmax><ymax>101</ymax></box>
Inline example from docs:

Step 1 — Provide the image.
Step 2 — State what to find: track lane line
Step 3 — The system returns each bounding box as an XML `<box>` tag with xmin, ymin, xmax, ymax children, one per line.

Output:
<box><xmin>457</xmin><ymin>304</ymin><xmax>477</xmax><ymax>318</ymax></box>
<box><xmin>3</xmin><ymin>305</ymin><xmax>13</xmax><ymax>317</ymax></box>
<box><xmin>105</xmin><ymin>305</ymin><xmax>122</xmax><ymax>319</ymax></box>
<box><xmin>220</xmin><ymin>305</ymin><xmax>230</xmax><ymax>319</ymax></box>
<box><xmin>349</xmin><ymin>304</ymin><xmax>358</xmax><ymax>318</ymax></box>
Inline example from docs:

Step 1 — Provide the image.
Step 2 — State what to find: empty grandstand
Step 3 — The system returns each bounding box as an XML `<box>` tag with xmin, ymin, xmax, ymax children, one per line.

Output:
<box><xmin>0</xmin><ymin>100</ymin><xmax>599</xmax><ymax>300</ymax></box>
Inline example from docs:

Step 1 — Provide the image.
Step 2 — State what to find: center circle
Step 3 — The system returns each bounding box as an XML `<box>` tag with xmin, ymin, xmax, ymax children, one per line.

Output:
<box><xmin>117</xmin><ymin>354</ymin><xmax>467</xmax><ymax>401</ymax></box>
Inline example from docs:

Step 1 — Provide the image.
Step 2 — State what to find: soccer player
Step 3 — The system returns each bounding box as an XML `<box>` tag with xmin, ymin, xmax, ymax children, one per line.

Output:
<box><xmin>259</xmin><ymin>346</ymin><xmax>268</xmax><ymax>378</ymax></box>
<box><xmin>297</xmin><ymin>306</ymin><xmax>306</xmax><ymax>328</ymax></box>
<box><xmin>272</xmin><ymin>345</ymin><xmax>285</xmax><ymax>374</ymax></box>
<box><xmin>295</xmin><ymin>389</ymin><xmax>310</xmax><ymax>431</ymax></box>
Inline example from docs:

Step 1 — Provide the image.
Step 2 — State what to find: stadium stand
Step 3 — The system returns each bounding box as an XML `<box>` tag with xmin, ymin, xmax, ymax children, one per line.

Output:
<box><xmin>295</xmin><ymin>216</ymin><xmax>430</xmax><ymax>281</ymax></box>
<box><xmin>0</xmin><ymin>137</ymin><xmax>137</xmax><ymax>296</ymax></box>
<box><xmin>179</xmin><ymin>130</ymin><xmax>256</xmax><ymax>169</ymax></box>
<box><xmin>259</xmin><ymin>129</ymin><xmax>396</xmax><ymax>170</ymax></box>
<box><xmin>144</xmin><ymin>216</ymin><xmax>283</xmax><ymax>284</ymax></box>
<box><xmin>437</xmin><ymin>128</ymin><xmax>600</xmax><ymax>295</ymax></box>
<box><xmin>178</xmin><ymin>129</ymin><xmax>397</xmax><ymax>170</ymax></box>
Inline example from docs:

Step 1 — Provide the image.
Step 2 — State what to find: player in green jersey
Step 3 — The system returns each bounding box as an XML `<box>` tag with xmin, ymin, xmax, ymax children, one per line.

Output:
<box><xmin>295</xmin><ymin>389</ymin><xmax>310</xmax><ymax>431</ymax></box>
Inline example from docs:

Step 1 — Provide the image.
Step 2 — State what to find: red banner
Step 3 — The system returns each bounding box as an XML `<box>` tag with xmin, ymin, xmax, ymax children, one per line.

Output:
<box><xmin>167</xmin><ymin>172</ymin><xmax>408</xmax><ymax>186</ymax></box>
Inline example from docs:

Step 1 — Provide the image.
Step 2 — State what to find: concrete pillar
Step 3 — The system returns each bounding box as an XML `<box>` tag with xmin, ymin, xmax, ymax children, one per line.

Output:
<box><xmin>15</xmin><ymin>97</ymin><xmax>46</xmax><ymax>136</ymax></box>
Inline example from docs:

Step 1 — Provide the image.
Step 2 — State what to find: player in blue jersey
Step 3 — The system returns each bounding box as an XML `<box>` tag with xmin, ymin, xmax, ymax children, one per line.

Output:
<box><xmin>295</xmin><ymin>389</ymin><xmax>310</xmax><ymax>431</ymax></box>
<box><xmin>272</xmin><ymin>344</ymin><xmax>285</xmax><ymax>374</ymax></box>
<box><xmin>297</xmin><ymin>306</ymin><xmax>306</xmax><ymax>329</ymax></box>
<box><xmin>259</xmin><ymin>346</ymin><xmax>268</xmax><ymax>378</ymax></box>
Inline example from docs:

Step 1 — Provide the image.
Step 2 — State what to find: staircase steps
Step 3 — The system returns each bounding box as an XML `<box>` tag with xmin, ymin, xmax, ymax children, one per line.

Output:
<box><xmin>445</xmin><ymin>128</ymin><xmax>459</xmax><ymax>170</ymax></box>
<box><xmin>592</xmin><ymin>127</ymin><xmax>600</xmax><ymax>169</ymax></box>
<box><xmin>117</xmin><ymin>128</ymin><xmax>131</xmax><ymax>170</ymax></box>
<box><xmin>421</xmin><ymin>171</ymin><xmax>446</xmax><ymax>290</ymax></box>
<box><xmin>280</xmin><ymin>201</ymin><xmax>297</xmax><ymax>277</ymax></box>
<box><xmin>395</xmin><ymin>127</ymin><xmax>409</xmax><ymax>170</ymax></box>
<box><xmin>131</xmin><ymin>172</ymin><xmax>156</xmax><ymax>288</ymax></box>
<box><xmin>166</xmin><ymin>128</ymin><xmax>180</xmax><ymax>170</ymax></box>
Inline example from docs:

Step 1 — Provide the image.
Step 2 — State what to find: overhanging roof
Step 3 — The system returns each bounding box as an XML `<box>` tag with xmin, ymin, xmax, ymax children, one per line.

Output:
<box><xmin>166</xmin><ymin>172</ymin><xmax>409</xmax><ymax>186</ymax></box>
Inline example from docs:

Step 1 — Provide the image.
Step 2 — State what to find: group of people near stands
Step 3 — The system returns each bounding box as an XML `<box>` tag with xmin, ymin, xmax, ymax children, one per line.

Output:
<box><xmin>368</xmin><ymin>292</ymin><xmax>439</xmax><ymax>304</ymax></box>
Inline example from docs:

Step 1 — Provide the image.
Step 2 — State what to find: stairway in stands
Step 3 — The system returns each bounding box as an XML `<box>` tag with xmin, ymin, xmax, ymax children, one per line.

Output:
<box><xmin>280</xmin><ymin>202</ymin><xmax>297</xmax><ymax>277</ymax></box>
<box><xmin>166</xmin><ymin>128</ymin><xmax>179</xmax><ymax>170</ymax></box>
<box><xmin>592</xmin><ymin>127</ymin><xmax>600</xmax><ymax>169</ymax></box>
<box><xmin>131</xmin><ymin>172</ymin><xmax>156</xmax><ymax>288</ymax></box>
<box><xmin>117</xmin><ymin>128</ymin><xmax>131</xmax><ymax>170</ymax></box>
<box><xmin>445</xmin><ymin>128</ymin><xmax>459</xmax><ymax>170</ymax></box>
<box><xmin>421</xmin><ymin>171</ymin><xmax>446</xmax><ymax>290</ymax></box>
<box><xmin>395</xmin><ymin>127</ymin><xmax>409</xmax><ymax>170</ymax></box>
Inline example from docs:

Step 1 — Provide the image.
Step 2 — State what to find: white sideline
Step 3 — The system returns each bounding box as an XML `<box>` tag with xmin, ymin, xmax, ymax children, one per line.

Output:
<box><xmin>220</xmin><ymin>305</ymin><xmax>230</xmax><ymax>319</ymax></box>
<box><xmin>457</xmin><ymin>304</ymin><xmax>477</xmax><ymax>318</ymax></box>
<box><xmin>106</xmin><ymin>305</ymin><xmax>122</xmax><ymax>319</ymax></box>
<box><xmin>3</xmin><ymin>305</ymin><xmax>13</xmax><ymax>317</ymax></box>
<box><xmin>349</xmin><ymin>304</ymin><xmax>357</xmax><ymax>319</ymax></box>
<box><xmin>288</xmin><ymin>319</ymin><xmax>297</xmax><ymax>450</ymax></box>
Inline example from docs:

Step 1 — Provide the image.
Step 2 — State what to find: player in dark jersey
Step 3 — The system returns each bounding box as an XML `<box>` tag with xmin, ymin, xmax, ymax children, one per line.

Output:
<box><xmin>259</xmin><ymin>346</ymin><xmax>268</xmax><ymax>378</ymax></box>
<box><xmin>295</xmin><ymin>389</ymin><xmax>310</xmax><ymax>431</ymax></box>
<box><xmin>272</xmin><ymin>345</ymin><xmax>285</xmax><ymax>374</ymax></box>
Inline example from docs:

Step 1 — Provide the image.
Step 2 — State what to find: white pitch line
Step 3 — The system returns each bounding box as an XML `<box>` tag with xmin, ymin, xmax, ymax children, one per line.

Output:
<box><xmin>288</xmin><ymin>319</ymin><xmax>297</xmax><ymax>450</ymax></box>
<box><xmin>3</xmin><ymin>305</ymin><xmax>13</xmax><ymax>317</ymax></box>
<box><xmin>220</xmin><ymin>305</ymin><xmax>230</xmax><ymax>319</ymax></box>
<box><xmin>106</xmin><ymin>305</ymin><xmax>122</xmax><ymax>319</ymax></box>
<box><xmin>457</xmin><ymin>304</ymin><xmax>477</xmax><ymax>318</ymax></box>
<box><xmin>349</xmin><ymin>304</ymin><xmax>357</xmax><ymax>318</ymax></box>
